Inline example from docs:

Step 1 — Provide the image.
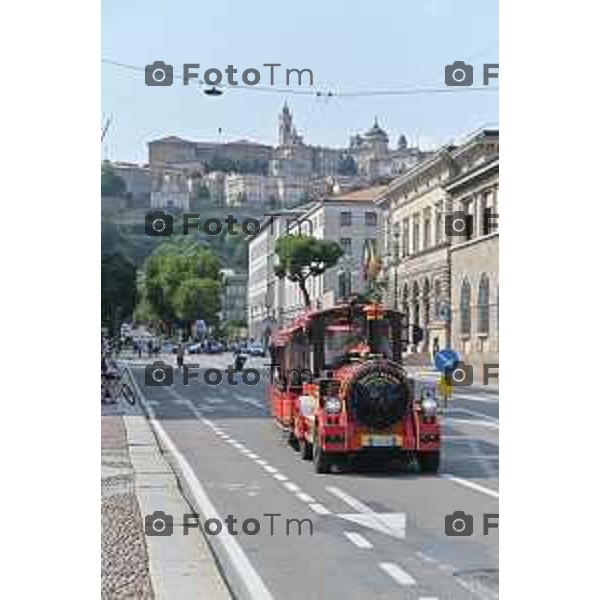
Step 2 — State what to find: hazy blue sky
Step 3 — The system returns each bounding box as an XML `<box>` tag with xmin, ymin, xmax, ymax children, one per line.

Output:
<box><xmin>102</xmin><ymin>0</ymin><xmax>498</xmax><ymax>162</ymax></box>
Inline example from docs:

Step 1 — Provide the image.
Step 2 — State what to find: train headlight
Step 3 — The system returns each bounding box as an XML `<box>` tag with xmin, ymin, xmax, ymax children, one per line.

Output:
<box><xmin>420</xmin><ymin>386</ymin><xmax>438</xmax><ymax>416</ymax></box>
<box><xmin>324</xmin><ymin>396</ymin><xmax>342</xmax><ymax>414</ymax></box>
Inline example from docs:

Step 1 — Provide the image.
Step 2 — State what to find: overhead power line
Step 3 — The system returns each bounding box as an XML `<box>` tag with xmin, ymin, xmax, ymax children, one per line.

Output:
<box><xmin>101</xmin><ymin>58</ymin><xmax>498</xmax><ymax>98</ymax></box>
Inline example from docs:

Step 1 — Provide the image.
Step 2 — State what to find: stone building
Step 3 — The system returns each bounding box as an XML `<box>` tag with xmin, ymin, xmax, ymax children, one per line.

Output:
<box><xmin>378</xmin><ymin>129</ymin><xmax>499</xmax><ymax>364</ymax></box>
<box><xmin>246</xmin><ymin>187</ymin><xmax>385</xmax><ymax>339</ymax></box>
<box><xmin>111</xmin><ymin>162</ymin><xmax>151</xmax><ymax>203</ymax></box>
<box><xmin>220</xmin><ymin>270</ymin><xmax>248</xmax><ymax>325</ymax></box>
<box><xmin>446</xmin><ymin>139</ymin><xmax>499</xmax><ymax>378</ymax></box>
<box><xmin>350</xmin><ymin>120</ymin><xmax>427</xmax><ymax>180</ymax></box>
<box><xmin>379</xmin><ymin>147</ymin><xmax>456</xmax><ymax>355</ymax></box>
<box><xmin>147</xmin><ymin>106</ymin><xmax>428</xmax><ymax>209</ymax></box>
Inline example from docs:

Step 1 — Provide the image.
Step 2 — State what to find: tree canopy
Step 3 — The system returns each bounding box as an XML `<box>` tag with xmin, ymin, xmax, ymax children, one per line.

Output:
<box><xmin>138</xmin><ymin>242</ymin><xmax>222</xmax><ymax>326</ymax></box>
<box><xmin>102</xmin><ymin>253</ymin><xmax>137</xmax><ymax>334</ymax></box>
<box><xmin>101</xmin><ymin>161</ymin><xmax>126</xmax><ymax>197</ymax></box>
<box><xmin>274</xmin><ymin>234</ymin><xmax>344</xmax><ymax>307</ymax></box>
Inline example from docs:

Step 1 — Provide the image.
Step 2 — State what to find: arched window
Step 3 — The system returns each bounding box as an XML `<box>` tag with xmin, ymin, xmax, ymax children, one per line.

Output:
<box><xmin>412</xmin><ymin>281</ymin><xmax>420</xmax><ymax>327</ymax></box>
<box><xmin>460</xmin><ymin>279</ymin><xmax>471</xmax><ymax>336</ymax></box>
<box><xmin>434</xmin><ymin>279</ymin><xmax>442</xmax><ymax>320</ymax></box>
<box><xmin>423</xmin><ymin>279</ymin><xmax>430</xmax><ymax>325</ymax></box>
<box><xmin>477</xmin><ymin>274</ymin><xmax>490</xmax><ymax>334</ymax></box>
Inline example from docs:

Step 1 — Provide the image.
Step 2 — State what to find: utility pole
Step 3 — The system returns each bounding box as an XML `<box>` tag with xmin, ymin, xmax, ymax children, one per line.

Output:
<box><xmin>101</xmin><ymin>115</ymin><xmax>112</xmax><ymax>160</ymax></box>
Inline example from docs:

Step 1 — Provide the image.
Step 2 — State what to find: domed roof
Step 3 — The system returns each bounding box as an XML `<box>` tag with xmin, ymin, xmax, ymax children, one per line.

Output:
<box><xmin>364</xmin><ymin>118</ymin><xmax>389</xmax><ymax>141</ymax></box>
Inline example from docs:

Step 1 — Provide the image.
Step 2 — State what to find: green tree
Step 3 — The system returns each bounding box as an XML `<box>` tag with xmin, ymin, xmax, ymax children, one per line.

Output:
<box><xmin>172</xmin><ymin>278</ymin><xmax>221</xmax><ymax>324</ymax></box>
<box><xmin>101</xmin><ymin>161</ymin><xmax>126</xmax><ymax>197</ymax></box>
<box><xmin>137</xmin><ymin>244</ymin><xmax>222</xmax><ymax>328</ymax></box>
<box><xmin>102</xmin><ymin>253</ymin><xmax>137</xmax><ymax>334</ymax></box>
<box><xmin>274</xmin><ymin>235</ymin><xmax>344</xmax><ymax>307</ymax></box>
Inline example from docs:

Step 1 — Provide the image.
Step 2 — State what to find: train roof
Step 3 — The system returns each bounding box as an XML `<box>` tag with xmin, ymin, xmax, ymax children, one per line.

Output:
<box><xmin>270</xmin><ymin>300</ymin><xmax>404</xmax><ymax>347</ymax></box>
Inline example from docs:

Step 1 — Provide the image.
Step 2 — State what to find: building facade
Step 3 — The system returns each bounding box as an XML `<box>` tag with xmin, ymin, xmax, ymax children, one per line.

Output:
<box><xmin>147</xmin><ymin>105</ymin><xmax>428</xmax><ymax>210</ymax></box>
<box><xmin>379</xmin><ymin>129</ymin><xmax>499</xmax><ymax>365</ymax></box>
<box><xmin>220</xmin><ymin>270</ymin><xmax>248</xmax><ymax>325</ymax></box>
<box><xmin>246</xmin><ymin>188</ymin><xmax>385</xmax><ymax>339</ymax></box>
<box><xmin>111</xmin><ymin>162</ymin><xmax>151</xmax><ymax>203</ymax></box>
<box><xmin>446</xmin><ymin>151</ymin><xmax>499</xmax><ymax>378</ymax></box>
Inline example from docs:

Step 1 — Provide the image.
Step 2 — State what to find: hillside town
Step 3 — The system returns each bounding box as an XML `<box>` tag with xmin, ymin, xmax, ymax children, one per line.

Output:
<box><xmin>104</xmin><ymin>105</ymin><xmax>498</xmax><ymax>378</ymax></box>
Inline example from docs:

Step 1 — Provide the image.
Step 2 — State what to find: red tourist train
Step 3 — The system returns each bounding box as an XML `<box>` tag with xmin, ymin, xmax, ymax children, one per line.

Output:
<box><xmin>267</xmin><ymin>299</ymin><xmax>441</xmax><ymax>474</ymax></box>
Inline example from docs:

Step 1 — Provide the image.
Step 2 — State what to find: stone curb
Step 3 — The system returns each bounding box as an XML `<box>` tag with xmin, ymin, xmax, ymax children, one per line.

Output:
<box><xmin>121</xmin><ymin>378</ymin><xmax>232</xmax><ymax>599</ymax></box>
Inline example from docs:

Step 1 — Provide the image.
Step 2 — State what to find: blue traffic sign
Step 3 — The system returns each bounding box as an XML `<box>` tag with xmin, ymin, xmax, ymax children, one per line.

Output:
<box><xmin>434</xmin><ymin>349</ymin><xmax>460</xmax><ymax>373</ymax></box>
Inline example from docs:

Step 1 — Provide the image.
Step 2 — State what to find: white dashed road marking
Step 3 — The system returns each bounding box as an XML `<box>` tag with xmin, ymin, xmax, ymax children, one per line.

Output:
<box><xmin>343</xmin><ymin>532</ymin><xmax>373</xmax><ymax>549</ymax></box>
<box><xmin>296</xmin><ymin>492</ymin><xmax>316</xmax><ymax>503</ymax></box>
<box><xmin>309</xmin><ymin>503</ymin><xmax>330</xmax><ymax>515</ymax></box>
<box><xmin>441</xmin><ymin>474</ymin><xmax>499</xmax><ymax>499</ymax></box>
<box><xmin>380</xmin><ymin>562</ymin><xmax>417</xmax><ymax>586</ymax></box>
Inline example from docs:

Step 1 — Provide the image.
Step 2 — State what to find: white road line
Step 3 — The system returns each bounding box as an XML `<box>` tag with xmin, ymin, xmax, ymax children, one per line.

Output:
<box><xmin>284</xmin><ymin>482</ymin><xmax>300</xmax><ymax>493</ymax></box>
<box><xmin>441</xmin><ymin>474</ymin><xmax>499</xmax><ymax>499</ymax></box>
<box><xmin>343</xmin><ymin>532</ymin><xmax>373</xmax><ymax>549</ymax></box>
<box><xmin>273</xmin><ymin>473</ymin><xmax>288</xmax><ymax>481</ymax></box>
<box><xmin>263</xmin><ymin>465</ymin><xmax>278</xmax><ymax>474</ymax></box>
<box><xmin>419</xmin><ymin>597</ymin><xmax>439</xmax><ymax>600</ymax></box>
<box><xmin>296</xmin><ymin>492</ymin><xmax>316</xmax><ymax>503</ymax></box>
<box><xmin>379</xmin><ymin>562</ymin><xmax>416</xmax><ymax>586</ymax></box>
<box><xmin>326</xmin><ymin>486</ymin><xmax>374</xmax><ymax>514</ymax></box>
<box><xmin>126</xmin><ymin>368</ymin><xmax>275</xmax><ymax>600</ymax></box>
<box><xmin>328</xmin><ymin>486</ymin><xmax>406</xmax><ymax>539</ymax></box>
<box><xmin>247</xmin><ymin>453</ymin><xmax>259</xmax><ymax>460</ymax></box>
<box><xmin>445</xmin><ymin>417</ymin><xmax>499</xmax><ymax>430</ymax></box>
<box><xmin>449</xmin><ymin>407</ymin><xmax>499</xmax><ymax>423</ymax></box>
<box><xmin>309</xmin><ymin>503</ymin><xmax>331</xmax><ymax>515</ymax></box>
<box><xmin>453</xmin><ymin>392</ymin><xmax>499</xmax><ymax>403</ymax></box>
<box><xmin>255</xmin><ymin>459</ymin><xmax>268</xmax><ymax>466</ymax></box>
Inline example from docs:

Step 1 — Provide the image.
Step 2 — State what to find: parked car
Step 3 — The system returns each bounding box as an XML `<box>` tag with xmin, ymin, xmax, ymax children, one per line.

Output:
<box><xmin>205</xmin><ymin>340</ymin><xmax>224</xmax><ymax>354</ymax></box>
<box><xmin>247</xmin><ymin>342</ymin><xmax>266</xmax><ymax>357</ymax></box>
<box><xmin>187</xmin><ymin>342</ymin><xmax>203</xmax><ymax>354</ymax></box>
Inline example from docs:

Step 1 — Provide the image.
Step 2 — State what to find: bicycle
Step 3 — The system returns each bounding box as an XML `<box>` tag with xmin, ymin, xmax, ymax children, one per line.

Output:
<box><xmin>101</xmin><ymin>357</ymin><xmax>136</xmax><ymax>405</ymax></box>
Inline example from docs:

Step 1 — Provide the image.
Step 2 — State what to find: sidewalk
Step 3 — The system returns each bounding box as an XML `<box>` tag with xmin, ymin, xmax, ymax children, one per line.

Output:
<box><xmin>102</xmin><ymin>405</ymin><xmax>154</xmax><ymax>599</ymax></box>
<box><xmin>101</xmin><ymin>393</ymin><xmax>231</xmax><ymax>599</ymax></box>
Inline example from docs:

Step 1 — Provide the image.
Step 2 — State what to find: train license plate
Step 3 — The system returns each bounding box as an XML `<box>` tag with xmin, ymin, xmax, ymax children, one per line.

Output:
<box><xmin>361</xmin><ymin>434</ymin><xmax>401</xmax><ymax>447</ymax></box>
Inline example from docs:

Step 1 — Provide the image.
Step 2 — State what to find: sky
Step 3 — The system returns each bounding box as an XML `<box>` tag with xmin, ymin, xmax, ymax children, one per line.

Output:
<box><xmin>101</xmin><ymin>0</ymin><xmax>498</xmax><ymax>163</ymax></box>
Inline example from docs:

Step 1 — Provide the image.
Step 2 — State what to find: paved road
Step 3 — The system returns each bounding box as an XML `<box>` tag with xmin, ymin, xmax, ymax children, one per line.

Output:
<box><xmin>128</xmin><ymin>354</ymin><xmax>499</xmax><ymax>600</ymax></box>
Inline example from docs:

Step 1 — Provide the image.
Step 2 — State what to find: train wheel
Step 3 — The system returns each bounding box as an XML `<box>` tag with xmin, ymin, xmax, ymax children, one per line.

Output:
<box><xmin>417</xmin><ymin>451</ymin><xmax>440</xmax><ymax>474</ymax></box>
<box><xmin>313</xmin><ymin>434</ymin><xmax>331</xmax><ymax>474</ymax></box>
<box><xmin>288</xmin><ymin>429</ymin><xmax>300</xmax><ymax>451</ymax></box>
<box><xmin>299</xmin><ymin>436</ymin><xmax>313</xmax><ymax>460</ymax></box>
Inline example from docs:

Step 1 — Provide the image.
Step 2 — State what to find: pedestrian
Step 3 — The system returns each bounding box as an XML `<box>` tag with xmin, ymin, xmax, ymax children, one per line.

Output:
<box><xmin>176</xmin><ymin>343</ymin><xmax>185</xmax><ymax>370</ymax></box>
<box><xmin>147</xmin><ymin>339</ymin><xmax>153</xmax><ymax>357</ymax></box>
